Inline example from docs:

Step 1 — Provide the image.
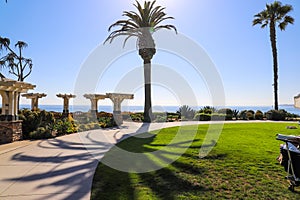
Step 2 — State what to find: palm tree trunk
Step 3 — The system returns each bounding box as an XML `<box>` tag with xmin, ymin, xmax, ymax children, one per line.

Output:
<box><xmin>270</xmin><ymin>20</ymin><xmax>279</xmax><ymax>110</ymax></box>
<box><xmin>143</xmin><ymin>59</ymin><xmax>153</xmax><ymax>122</ymax></box>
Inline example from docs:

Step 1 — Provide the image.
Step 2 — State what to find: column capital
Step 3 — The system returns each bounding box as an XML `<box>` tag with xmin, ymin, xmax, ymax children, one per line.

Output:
<box><xmin>56</xmin><ymin>93</ymin><xmax>76</xmax><ymax>114</ymax></box>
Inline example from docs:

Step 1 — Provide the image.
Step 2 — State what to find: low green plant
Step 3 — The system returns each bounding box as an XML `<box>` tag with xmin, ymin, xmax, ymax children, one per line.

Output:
<box><xmin>211</xmin><ymin>113</ymin><xmax>226</xmax><ymax>120</ymax></box>
<box><xmin>99</xmin><ymin>116</ymin><xmax>116</xmax><ymax>128</ymax></box>
<box><xmin>29</xmin><ymin>127</ymin><xmax>52</xmax><ymax>139</ymax></box>
<box><xmin>266</xmin><ymin>109</ymin><xmax>287</xmax><ymax>121</ymax></box>
<box><xmin>194</xmin><ymin>113</ymin><xmax>211</xmax><ymax>121</ymax></box>
<box><xmin>155</xmin><ymin>115</ymin><xmax>167</xmax><ymax>122</ymax></box>
<box><xmin>217</xmin><ymin>108</ymin><xmax>233</xmax><ymax>120</ymax></box>
<box><xmin>232</xmin><ymin>109</ymin><xmax>239</xmax><ymax>119</ymax></box>
<box><xmin>55</xmin><ymin>114</ymin><xmax>77</xmax><ymax>136</ymax></box>
<box><xmin>198</xmin><ymin>106</ymin><xmax>217</xmax><ymax>114</ymax></box>
<box><xmin>18</xmin><ymin>109</ymin><xmax>55</xmax><ymax>139</ymax></box>
<box><xmin>177</xmin><ymin>105</ymin><xmax>196</xmax><ymax>120</ymax></box>
<box><xmin>247</xmin><ymin>110</ymin><xmax>255</xmax><ymax>120</ymax></box>
<box><xmin>286</xmin><ymin>112</ymin><xmax>300</xmax><ymax>119</ymax></box>
<box><xmin>88</xmin><ymin>122</ymin><xmax>101</xmax><ymax>129</ymax></box>
<box><xmin>130</xmin><ymin>113</ymin><xmax>144</xmax><ymax>122</ymax></box>
<box><xmin>255</xmin><ymin>110</ymin><xmax>264</xmax><ymax>120</ymax></box>
<box><xmin>166</xmin><ymin>112</ymin><xmax>180</xmax><ymax>121</ymax></box>
<box><xmin>239</xmin><ymin>110</ymin><xmax>255</xmax><ymax>120</ymax></box>
<box><xmin>78</xmin><ymin>124</ymin><xmax>89</xmax><ymax>132</ymax></box>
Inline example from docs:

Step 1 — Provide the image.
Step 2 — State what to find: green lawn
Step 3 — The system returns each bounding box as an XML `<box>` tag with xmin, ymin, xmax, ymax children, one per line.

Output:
<box><xmin>91</xmin><ymin>123</ymin><xmax>300</xmax><ymax>199</ymax></box>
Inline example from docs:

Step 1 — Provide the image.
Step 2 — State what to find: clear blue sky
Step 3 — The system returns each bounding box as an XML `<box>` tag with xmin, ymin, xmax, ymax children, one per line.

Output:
<box><xmin>1</xmin><ymin>0</ymin><xmax>299</xmax><ymax>107</ymax></box>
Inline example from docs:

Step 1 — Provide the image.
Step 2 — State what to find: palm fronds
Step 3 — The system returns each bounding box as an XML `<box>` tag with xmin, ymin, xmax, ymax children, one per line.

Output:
<box><xmin>105</xmin><ymin>0</ymin><xmax>177</xmax><ymax>48</ymax></box>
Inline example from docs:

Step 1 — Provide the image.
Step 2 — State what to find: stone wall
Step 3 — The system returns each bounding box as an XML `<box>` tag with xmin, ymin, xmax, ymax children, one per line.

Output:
<box><xmin>0</xmin><ymin>121</ymin><xmax>23</xmax><ymax>144</ymax></box>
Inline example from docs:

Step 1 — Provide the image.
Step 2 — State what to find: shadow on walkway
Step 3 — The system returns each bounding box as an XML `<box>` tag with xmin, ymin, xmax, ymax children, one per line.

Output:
<box><xmin>1</xmin><ymin>132</ymin><xmax>112</xmax><ymax>200</ymax></box>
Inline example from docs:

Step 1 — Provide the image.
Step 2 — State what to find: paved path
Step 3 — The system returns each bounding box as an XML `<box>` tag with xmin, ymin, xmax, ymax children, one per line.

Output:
<box><xmin>0</xmin><ymin>121</ymin><xmax>294</xmax><ymax>199</ymax></box>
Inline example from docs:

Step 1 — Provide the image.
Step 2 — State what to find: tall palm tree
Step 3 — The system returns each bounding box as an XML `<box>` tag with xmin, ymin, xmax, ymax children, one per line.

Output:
<box><xmin>253</xmin><ymin>1</ymin><xmax>294</xmax><ymax>110</ymax></box>
<box><xmin>105</xmin><ymin>0</ymin><xmax>177</xmax><ymax>122</ymax></box>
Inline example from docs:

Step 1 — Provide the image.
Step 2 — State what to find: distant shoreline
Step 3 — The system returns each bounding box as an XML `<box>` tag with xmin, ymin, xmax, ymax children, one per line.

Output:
<box><xmin>12</xmin><ymin>104</ymin><xmax>300</xmax><ymax>115</ymax></box>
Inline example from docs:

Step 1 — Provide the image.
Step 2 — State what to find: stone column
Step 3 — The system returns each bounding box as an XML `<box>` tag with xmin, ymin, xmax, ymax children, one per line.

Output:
<box><xmin>0</xmin><ymin>91</ymin><xmax>9</xmax><ymax>121</ymax></box>
<box><xmin>22</xmin><ymin>93</ymin><xmax>47</xmax><ymax>111</ymax></box>
<box><xmin>56</xmin><ymin>94</ymin><xmax>76</xmax><ymax>115</ymax></box>
<box><xmin>106</xmin><ymin>93</ymin><xmax>134</xmax><ymax>125</ymax></box>
<box><xmin>0</xmin><ymin>91</ymin><xmax>16</xmax><ymax>121</ymax></box>
<box><xmin>0</xmin><ymin>121</ymin><xmax>23</xmax><ymax>144</ymax></box>
<box><xmin>83</xmin><ymin>94</ymin><xmax>107</xmax><ymax>114</ymax></box>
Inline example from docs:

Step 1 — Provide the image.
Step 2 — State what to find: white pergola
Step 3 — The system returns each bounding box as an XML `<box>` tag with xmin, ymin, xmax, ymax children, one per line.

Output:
<box><xmin>0</xmin><ymin>77</ymin><xmax>35</xmax><ymax>121</ymax></box>
<box><xmin>83</xmin><ymin>94</ymin><xmax>107</xmax><ymax>113</ymax></box>
<box><xmin>106</xmin><ymin>93</ymin><xmax>134</xmax><ymax>113</ymax></box>
<box><xmin>22</xmin><ymin>93</ymin><xmax>47</xmax><ymax>111</ymax></box>
<box><xmin>56</xmin><ymin>93</ymin><xmax>76</xmax><ymax>114</ymax></box>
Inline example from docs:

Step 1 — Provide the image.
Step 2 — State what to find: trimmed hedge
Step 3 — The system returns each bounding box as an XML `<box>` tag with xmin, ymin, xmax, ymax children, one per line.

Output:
<box><xmin>217</xmin><ymin>108</ymin><xmax>233</xmax><ymax>120</ymax></box>
<box><xmin>255</xmin><ymin>110</ymin><xmax>264</xmax><ymax>120</ymax></box>
<box><xmin>194</xmin><ymin>113</ymin><xmax>211</xmax><ymax>121</ymax></box>
<box><xmin>265</xmin><ymin>109</ymin><xmax>287</xmax><ymax>121</ymax></box>
<box><xmin>18</xmin><ymin>109</ymin><xmax>55</xmax><ymax>139</ymax></box>
<box><xmin>194</xmin><ymin>113</ymin><xmax>227</xmax><ymax>121</ymax></box>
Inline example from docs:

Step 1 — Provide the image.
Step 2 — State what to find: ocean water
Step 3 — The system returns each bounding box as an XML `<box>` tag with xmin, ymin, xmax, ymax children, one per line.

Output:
<box><xmin>18</xmin><ymin>104</ymin><xmax>300</xmax><ymax>115</ymax></box>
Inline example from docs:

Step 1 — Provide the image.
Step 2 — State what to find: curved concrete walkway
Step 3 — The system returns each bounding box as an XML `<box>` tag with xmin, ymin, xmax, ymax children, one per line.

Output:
<box><xmin>0</xmin><ymin>121</ymin><xmax>294</xmax><ymax>199</ymax></box>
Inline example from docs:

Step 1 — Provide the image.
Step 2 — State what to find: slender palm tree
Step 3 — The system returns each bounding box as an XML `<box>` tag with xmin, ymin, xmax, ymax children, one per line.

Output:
<box><xmin>0</xmin><ymin>37</ymin><xmax>10</xmax><ymax>76</ymax></box>
<box><xmin>253</xmin><ymin>1</ymin><xmax>294</xmax><ymax>110</ymax></box>
<box><xmin>105</xmin><ymin>0</ymin><xmax>177</xmax><ymax>122</ymax></box>
<box><xmin>0</xmin><ymin>37</ymin><xmax>33</xmax><ymax>111</ymax></box>
<box><xmin>0</xmin><ymin>37</ymin><xmax>32</xmax><ymax>81</ymax></box>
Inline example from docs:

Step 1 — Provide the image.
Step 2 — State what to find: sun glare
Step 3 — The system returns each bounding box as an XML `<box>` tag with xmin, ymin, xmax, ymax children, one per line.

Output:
<box><xmin>116</xmin><ymin>0</ymin><xmax>186</xmax><ymax>13</ymax></box>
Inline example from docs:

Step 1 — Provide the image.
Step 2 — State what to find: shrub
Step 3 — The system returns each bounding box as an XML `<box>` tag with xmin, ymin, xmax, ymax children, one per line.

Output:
<box><xmin>19</xmin><ymin>109</ymin><xmax>55</xmax><ymax>139</ymax></box>
<box><xmin>130</xmin><ymin>113</ymin><xmax>144</xmax><ymax>122</ymax></box>
<box><xmin>217</xmin><ymin>108</ymin><xmax>233</xmax><ymax>120</ymax></box>
<box><xmin>246</xmin><ymin>110</ymin><xmax>255</xmax><ymax>120</ymax></box>
<box><xmin>55</xmin><ymin>119</ymin><xmax>71</xmax><ymax>136</ymax></box>
<box><xmin>155</xmin><ymin>116</ymin><xmax>167</xmax><ymax>122</ymax></box>
<box><xmin>78</xmin><ymin>124</ymin><xmax>89</xmax><ymax>132</ymax></box>
<box><xmin>97</xmin><ymin>112</ymin><xmax>113</xmax><ymax>118</ymax></box>
<box><xmin>99</xmin><ymin>116</ymin><xmax>116</xmax><ymax>128</ymax></box>
<box><xmin>167</xmin><ymin>112</ymin><xmax>180</xmax><ymax>122</ymax></box>
<box><xmin>266</xmin><ymin>109</ymin><xmax>287</xmax><ymax>121</ymax></box>
<box><xmin>239</xmin><ymin>110</ymin><xmax>247</xmax><ymax>120</ymax></box>
<box><xmin>55</xmin><ymin>115</ymin><xmax>77</xmax><ymax>136</ymax></box>
<box><xmin>89</xmin><ymin>123</ymin><xmax>101</xmax><ymax>129</ymax></box>
<box><xmin>239</xmin><ymin>110</ymin><xmax>255</xmax><ymax>120</ymax></box>
<box><xmin>198</xmin><ymin>106</ymin><xmax>217</xmax><ymax>114</ymax></box>
<box><xmin>194</xmin><ymin>113</ymin><xmax>211</xmax><ymax>121</ymax></box>
<box><xmin>211</xmin><ymin>113</ymin><xmax>226</xmax><ymax>121</ymax></box>
<box><xmin>177</xmin><ymin>105</ymin><xmax>196</xmax><ymax>120</ymax></box>
<box><xmin>285</xmin><ymin>112</ymin><xmax>300</xmax><ymax>119</ymax></box>
<box><xmin>232</xmin><ymin>109</ymin><xmax>239</xmax><ymax>119</ymax></box>
<box><xmin>255</xmin><ymin>110</ymin><xmax>264</xmax><ymax>120</ymax></box>
<box><xmin>29</xmin><ymin>127</ymin><xmax>53</xmax><ymax>140</ymax></box>
<box><xmin>153</xmin><ymin>112</ymin><xmax>165</xmax><ymax>120</ymax></box>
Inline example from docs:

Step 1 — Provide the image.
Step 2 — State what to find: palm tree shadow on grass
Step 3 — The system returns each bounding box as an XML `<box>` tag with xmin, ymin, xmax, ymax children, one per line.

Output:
<box><xmin>91</xmin><ymin>129</ymin><xmax>225</xmax><ymax>199</ymax></box>
<box><xmin>91</xmin><ymin>158</ymin><xmax>210</xmax><ymax>200</ymax></box>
